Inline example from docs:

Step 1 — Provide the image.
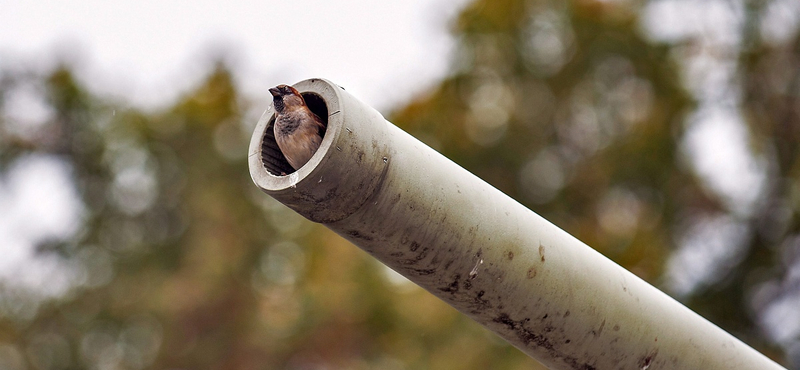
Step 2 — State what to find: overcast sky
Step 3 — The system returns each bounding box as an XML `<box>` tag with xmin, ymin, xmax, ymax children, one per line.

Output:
<box><xmin>0</xmin><ymin>0</ymin><xmax>468</xmax><ymax>112</ymax></box>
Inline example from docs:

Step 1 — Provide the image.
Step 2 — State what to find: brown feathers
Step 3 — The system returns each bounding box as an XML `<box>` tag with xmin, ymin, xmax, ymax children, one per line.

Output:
<box><xmin>269</xmin><ymin>84</ymin><xmax>325</xmax><ymax>171</ymax></box>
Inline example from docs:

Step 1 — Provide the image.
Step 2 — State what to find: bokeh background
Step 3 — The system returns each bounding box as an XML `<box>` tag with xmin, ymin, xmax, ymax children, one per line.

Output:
<box><xmin>2</xmin><ymin>0</ymin><xmax>800</xmax><ymax>369</ymax></box>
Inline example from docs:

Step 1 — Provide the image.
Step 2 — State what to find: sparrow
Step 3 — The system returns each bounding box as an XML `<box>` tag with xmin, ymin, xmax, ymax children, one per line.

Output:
<box><xmin>269</xmin><ymin>84</ymin><xmax>326</xmax><ymax>171</ymax></box>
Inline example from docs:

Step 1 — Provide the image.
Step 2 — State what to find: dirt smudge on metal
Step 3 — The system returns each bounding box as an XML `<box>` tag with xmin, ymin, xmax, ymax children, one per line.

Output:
<box><xmin>440</xmin><ymin>273</ymin><xmax>461</xmax><ymax>294</ymax></box>
<box><xmin>493</xmin><ymin>313</ymin><xmax>596</xmax><ymax>370</ymax></box>
<box><xmin>638</xmin><ymin>349</ymin><xmax>658</xmax><ymax>370</ymax></box>
<box><xmin>592</xmin><ymin>319</ymin><xmax>606</xmax><ymax>337</ymax></box>
<box><xmin>346</xmin><ymin>230</ymin><xmax>373</xmax><ymax>241</ymax></box>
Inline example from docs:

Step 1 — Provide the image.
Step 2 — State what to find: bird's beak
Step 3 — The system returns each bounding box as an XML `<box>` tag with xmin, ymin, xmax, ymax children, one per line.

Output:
<box><xmin>269</xmin><ymin>87</ymin><xmax>281</xmax><ymax>97</ymax></box>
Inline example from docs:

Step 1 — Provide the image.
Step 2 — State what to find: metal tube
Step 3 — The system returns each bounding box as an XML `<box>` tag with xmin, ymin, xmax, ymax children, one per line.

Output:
<box><xmin>248</xmin><ymin>78</ymin><xmax>785</xmax><ymax>370</ymax></box>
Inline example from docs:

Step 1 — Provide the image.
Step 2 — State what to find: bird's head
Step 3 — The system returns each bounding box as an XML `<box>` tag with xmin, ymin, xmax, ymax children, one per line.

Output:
<box><xmin>269</xmin><ymin>84</ymin><xmax>305</xmax><ymax>113</ymax></box>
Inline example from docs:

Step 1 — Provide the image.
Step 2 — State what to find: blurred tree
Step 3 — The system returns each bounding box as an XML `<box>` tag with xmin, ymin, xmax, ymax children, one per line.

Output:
<box><xmin>391</xmin><ymin>0</ymin><xmax>798</xmax><ymax>366</ymax></box>
<box><xmin>0</xmin><ymin>0</ymin><xmax>797</xmax><ymax>369</ymax></box>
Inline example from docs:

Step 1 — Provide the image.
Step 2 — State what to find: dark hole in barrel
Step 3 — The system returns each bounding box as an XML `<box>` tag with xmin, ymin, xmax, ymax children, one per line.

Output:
<box><xmin>261</xmin><ymin>92</ymin><xmax>328</xmax><ymax>176</ymax></box>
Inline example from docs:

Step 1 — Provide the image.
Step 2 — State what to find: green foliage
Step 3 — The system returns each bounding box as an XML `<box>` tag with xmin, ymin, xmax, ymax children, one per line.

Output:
<box><xmin>393</xmin><ymin>0</ymin><xmax>697</xmax><ymax>282</ymax></box>
<box><xmin>1</xmin><ymin>0</ymin><xmax>797</xmax><ymax>368</ymax></box>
